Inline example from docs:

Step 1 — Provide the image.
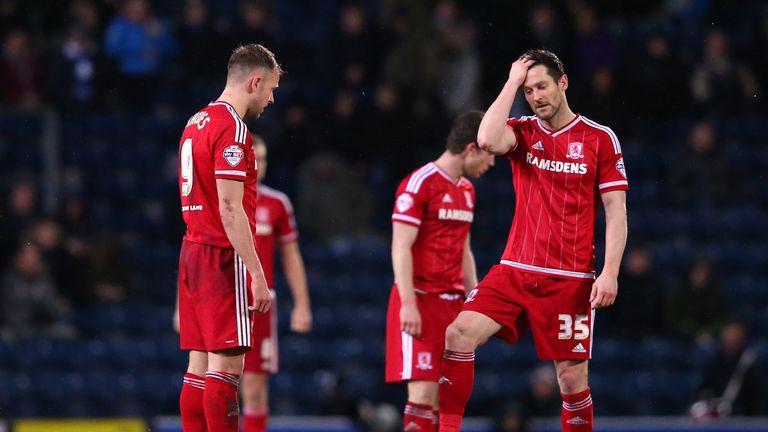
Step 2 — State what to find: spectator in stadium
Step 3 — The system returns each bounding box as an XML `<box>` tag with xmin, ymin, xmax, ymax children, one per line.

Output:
<box><xmin>0</xmin><ymin>243</ymin><xmax>76</xmax><ymax>342</ymax></box>
<box><xmin>0</xmin><ymin>28</ymin><xmax>45</xmax><ymax>108</ymax></box>
<box><xmin>690</xmin><ymin>29</ymin><xmax>758</xmax><ymax>115</ymax></box>
<box><xmin>296</xmin><ymin>151</ymin><xmax>373</xmax><ymax>241</ymax></box>
<box><xmin>103</xmin><ymin>0</ymin><xmax>175</xmax><ymax>108</ymax></box>
<box><xmin>50</xmin><ymin>25</ymin><xmax>104</xmax><ymax>112</ymax></box>
<box><xmin>29</xmin><ymin>217</ymin><xmax>89</xmax><ymax>306</ymax></box>
<box><xmin>665</xmin><ymin>257</ymin><xmax>726</xmax><ymax>344</ymax></box>
<box><xmin>601</xmin><ymin>244</ymin><xmax>665</xmax><ymax>340</ymax></box>
<box><xmin>693</xmin><ymin>320</ymin><xmax>765</xmax><ymax>416</ymax></box>
<box><xmin>668</xmin><ymin>120</ymin><xmax>741</xmax><ymax>208</ymax></box>
<box><xmin>0</xmin><ymin>180</ymin><xmax>40</xmax><ymax>265</ymax></box>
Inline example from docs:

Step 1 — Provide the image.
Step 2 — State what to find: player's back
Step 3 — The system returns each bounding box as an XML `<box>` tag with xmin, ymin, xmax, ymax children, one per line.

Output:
<box><xmin>179</xmin><ymin>101</ymin><xmax>256</xmax><ymax>248</ymax></box>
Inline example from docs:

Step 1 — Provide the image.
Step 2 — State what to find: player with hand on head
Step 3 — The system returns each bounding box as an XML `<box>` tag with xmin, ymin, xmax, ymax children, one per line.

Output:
<box><xmin>386</xmin><ymin>110</ymin><xmax>495</xmax><ymax>432</ymax></box>
<box><xmin>176</xmin><ymin>43</ymin><xmax>281</xmax><ymax>432</ymax></box>
<box><xmin>241</xmin><ymin>135</ymin><xmax>312</xmax><ymax>432</ymax></box>
<box><xmin>437</xmin><ymin>49</ymin><xmax>628</xmax><ymax>432</ymax></box>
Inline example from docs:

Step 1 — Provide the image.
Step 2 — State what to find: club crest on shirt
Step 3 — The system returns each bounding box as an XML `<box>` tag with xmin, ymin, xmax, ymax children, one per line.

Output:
<box><xmin>223</xmin><ymin>145</ymin><xmax>244</xmax><ymax>167</ymax></box>
<box><xmin>256</xmin><ymin>207</ymin><xmax>270</xmax><ymax>222</ymax></box>
<box><xmin>615</xmin><ymin>157</ymin><xmax>626</xmax><ymax>178</ymax></box>
<box><xmin>464</xmin><ymin>191</ymin><xmax>474</xmax><ymax>209</ymax></box>
<box><xmin>416</xmin><ymin>352</ymin><xmax>433</xmax><ymax>370</ymax></box>
<box><xmin>396</xmin><ymin>193</ymin><xmax>414</xmax><ymax>213</ymax></box>
<box><xmin>566</xmin><ymin>142</ymin><xmax>584</xmax><ymax>159</ymax></box>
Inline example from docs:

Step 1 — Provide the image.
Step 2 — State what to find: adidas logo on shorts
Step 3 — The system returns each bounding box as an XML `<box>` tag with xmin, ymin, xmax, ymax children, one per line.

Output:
<box><xmin>572</xmin><ymin>343</ymin><xmax>586</xmax><ymax>353</ymax></box>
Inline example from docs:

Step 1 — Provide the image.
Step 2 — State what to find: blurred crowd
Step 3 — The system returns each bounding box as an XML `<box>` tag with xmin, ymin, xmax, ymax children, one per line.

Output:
<box><xmin>0</xmin><ymin>0</ymin><xmax>767</xmax><ymax>421</ymax></box>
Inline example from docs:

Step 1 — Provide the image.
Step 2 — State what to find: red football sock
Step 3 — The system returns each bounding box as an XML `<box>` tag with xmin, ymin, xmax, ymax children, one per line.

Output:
<box><xmin>432</xmin><ymin>409</ymin><xmax>439</xmax><ymax>432</ymax></box>
<box><xmin>561</xmin><ymin>387</ymin><xmax>593</xmax><ymax>432</ymax></box>
<box><xmin>180</xmin><ymin>373</ymin><xmax>207</xmax><ymax>432</ymax></box>
<box><xmin>204</xmin><ymin>371</ymin><xmax>240</xmax><ymax>432</ymax></box>
<box><xmin>243</xmin><ymin>406</ymin><xmax>268</xmax><ymax>432</ymax></box>
<box><xmin>438</xmin><ymin>350</ymin><xmax>475</xmax><ymax>432</ymax></box>
<box><xmin>403</xmin><ymin>402</ymin><xmax>434</xmax><ymax>431</ymax></box>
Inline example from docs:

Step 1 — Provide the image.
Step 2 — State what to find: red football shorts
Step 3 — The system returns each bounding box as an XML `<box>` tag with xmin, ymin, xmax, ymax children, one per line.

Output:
<box><xmin>244</xmin><ymin>290</ymin><xmax>278</xmax><ymax>374</ymax></box>
<box><xmin>178</xmin><ymin>239</ymin><xmax>254</xmax><ymax>352</ymax></box>
<box><xmin>462</xmin><ymin>264</ymin><xmax>594</xmax><ymax>361</ymax></box>
<box><xmin>385</xmin><ymin>285</ymin><xmax>464</xmax><ymax>383</ymax></box>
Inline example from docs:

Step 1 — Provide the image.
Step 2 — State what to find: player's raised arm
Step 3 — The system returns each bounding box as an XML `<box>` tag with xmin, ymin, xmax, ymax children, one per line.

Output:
<box><xmin>590</xmin><ymin>190</ymin><xmax>627</xmax><ymax>309</ymax></box>
<box><xmin>477</xmin><ymin>56</ymin><xmax>534</xmax><ymax>155</ymax></box>
<box><xmin>391</xmin><ymin>221</ymin><xmax>422</xmax><ymax>338</ymax></box>
<box><xmin>217</xmin><ymin>178</ymin><xmax>271</xmax><ymax>312</ymax></box>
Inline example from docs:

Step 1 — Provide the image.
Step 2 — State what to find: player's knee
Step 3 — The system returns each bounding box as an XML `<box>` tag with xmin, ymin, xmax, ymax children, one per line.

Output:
<box><xmin>445</xmin><ymin>321</ymin><xmax>476</xmax><ymax>351</ymax></box>
<box><xmin>556</xmin><ymin>363</ymin><xmax>588</xmax><ymax>394</ymax></box>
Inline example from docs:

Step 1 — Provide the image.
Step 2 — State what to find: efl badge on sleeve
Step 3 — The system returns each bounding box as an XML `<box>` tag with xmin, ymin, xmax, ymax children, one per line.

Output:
<box><xmin>566</xmin><ymin>142</ymin><xmax>584</xmax><ymax>159</ymax></box>
<box><xmin>616</xmin><ymin>157</ymin><xmax>627</xmax><ymax>178</ymax></box>
<box><xmin>223</xmin><ymin>145</ymin><xmax>244</xmax><ymax>167</ymax></box>
<box><xmin>396</xmin><ymin>193</ymin><xmax>414</xmax><ymax>213</ymax></box>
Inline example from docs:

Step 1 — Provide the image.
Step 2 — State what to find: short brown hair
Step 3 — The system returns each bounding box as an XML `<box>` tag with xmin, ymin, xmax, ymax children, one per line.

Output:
<box><xmin>227</xmin><ymin>44</ymin><xmax>283</xmax><ymax>79</ymax></box>
<box><xmin>523</xmin><ymin>49</ymin><xmax>565</xmax><ymax>82</ymax></box>
<box><xmin>445</xmin><ymin>110</ymin><xmax>485</xmax><ymax>154</ymax></box>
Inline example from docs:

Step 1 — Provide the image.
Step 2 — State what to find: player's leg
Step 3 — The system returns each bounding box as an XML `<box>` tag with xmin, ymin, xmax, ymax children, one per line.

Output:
<box><xmin>205</xmin><ymin>348</ymin><xmax>247</xmax><ymax>432</ymax></box>
<box><xmin>439</xmin><ymin>310</ymin><xmax>501</xmax><ymax>432</ymax></box>
<box><xmin>181</xmin><ymin>350</ymin><xmax>208</xmax><ymax>432</ymax></box>
<box><xmin>555</xmin><ymin>359</ymin><xmax>592</xmax><ymax>432</ymax></box>
<box><xmin>178</xmin><ymin>241</ymin><xmax>209</xmax><ymax>432</ymax></box>
<box><xmin>404</xmin><ymin>380</ymin><xmax>438</xmax><ymax>431</ymax></box>
<box><xmin>527</xmin><ymin>274</ymin><xmax>594</xmax><ymax>432</ymax></box>
<box><xmin>241</xmin><ymin>372</ymin><xmax>269</xmax><ymax>432</ymax></box>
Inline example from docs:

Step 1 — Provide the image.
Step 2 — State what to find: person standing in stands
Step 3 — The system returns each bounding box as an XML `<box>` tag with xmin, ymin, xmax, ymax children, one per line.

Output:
<box><xmin>241</xmin><ymin>135</ymin><xmax>312</xmax><ymax>431</ymax></box>
<box><xmin>176</xmin><ymin>44</ymin><xmax>280</xmax><ymax>432</ymax></box>
<box><xmin>386</xmin><ymin>110</ymin><xmax>495</xmax><ymax>431</ymax></box>
<box><xmin>438</xmin><ymin>49</ymin><xmax>628</xmax><ymax>432</ymax></box>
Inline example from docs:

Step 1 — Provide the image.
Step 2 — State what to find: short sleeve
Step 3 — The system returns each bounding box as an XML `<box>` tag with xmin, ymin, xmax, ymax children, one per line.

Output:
<box><xmin>506</xmin><ymin>117</ymin><xmax>533</xmax><ymax>157</ymax></box>
<box><xmin>275</xmin><ymin>195</ymin><xmax>299</xmax><ymax>244</ymax></box>
<box><xmin>213</xmin><ymin>122</ymin><xmax>250</xmax><ymax>181</ymax></box>
<box><xmin>596</xmin><ymin>128</ymin><xmax>629</xmax><ymax>193</ymax></box>
<box><xmin>391</xmin><ymin>178</ymin><xmax>427</xmax><ymax>227</ymax></box>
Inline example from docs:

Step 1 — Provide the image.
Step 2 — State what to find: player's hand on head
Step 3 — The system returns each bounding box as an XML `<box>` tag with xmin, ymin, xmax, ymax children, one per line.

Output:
<box><xmin>509</xmin><ymin>55</ymin><xmax>534</xmax><ymax>87</ymax></box>
<box><xmin>290</xmin><ymin>305</ymin><xmax>312</xmax><ymax>333</ymax></box>
<box><xmin>400</xmin><ymin>302</ymin><xmax>422</xmax><ymax>338</ymax></box>
<box><xmin>249</xmin><ymin>275</ymin><xmax>272</xmax><ymax>313</ymax></box>
<box><xmin>590</xmin><ymin>273</ymin><xmax>618</xmax><ymax>309</ymax></box>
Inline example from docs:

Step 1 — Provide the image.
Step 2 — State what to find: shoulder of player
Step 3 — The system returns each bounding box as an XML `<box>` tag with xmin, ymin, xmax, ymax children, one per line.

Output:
<box><xmin>458</xmin><ymin>177</ymin><xmax>475</xmax><ymax>192</ymax></box>
<box><xmin>507</xmin><ymin>115</ymin><xmax>538</xmax><ymax>126</ymax></box>
<box><xmin>258</xmin><ymin>184</ymin><xmax>294</xmax><ymax>210</ymax></box>
<box><xmin>579</xmin><ymin>115</ymin><xmax>622</xmax><ymax>154</ymax></box>
<box><xmin>205</xmin><ymin>103</ymin><xmax>250</xmax><ymax>142</ymax></box>
<box><xmin>401</xmin><ymin>163</ymin><xmax>440</xmax><ymax>195</ymax></box>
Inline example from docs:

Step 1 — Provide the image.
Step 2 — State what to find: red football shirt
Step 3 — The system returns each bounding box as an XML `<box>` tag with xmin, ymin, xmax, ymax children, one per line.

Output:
<box><xmin>253</xmin><ymin>184</ymin><xmax>299</xmax><ymax>287</ymax></box>
<box><xmin>179</xmin><ymin>101</ymin><xmax>256</xmax><ymax>248</ymax></box>
<box><xmin>501</xmin><ymin>114</ymin><xmax>628</xmax><ymax>279</ymax></box>
<box><xmin>391</xmin><ymin>162</ymin><xmax>476</xmax><ymax>294</ymax></box>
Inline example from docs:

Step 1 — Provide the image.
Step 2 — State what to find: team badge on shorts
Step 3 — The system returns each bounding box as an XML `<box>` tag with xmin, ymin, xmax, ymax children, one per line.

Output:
<box><xmin>416</xmin><ymin>352</ymin><xmax>433</xmax><ymax>370</ymax></box>
<box><xmin>396</xmin><ymin>193</ymin><xmax>414</xmax><ymax>212</ymax></box>
<box><xmin>566</xmin><ymin>142</ymin><xmax>584</xmax><ymax>159</ymax></box>
<box><xmin>223</xmin><ymin>145</ymin><xmax>244</xmax><ymax>167</ymax></box>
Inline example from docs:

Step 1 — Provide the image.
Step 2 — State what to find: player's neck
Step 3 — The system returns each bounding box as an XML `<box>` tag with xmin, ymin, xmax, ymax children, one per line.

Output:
<box><xmin>540</xmin><ymin>108</ymin><xmax>576</xmax><ymax>132</ymax></box>
<box><xmin>434</xmin><ymin>152</ymin><xmax>462</xmax><ymax>182</ymax></box>
<box><xmin>216</xmin><ymin>91</ymin><xmax>247</xmax><ymax>119</ymax></box>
